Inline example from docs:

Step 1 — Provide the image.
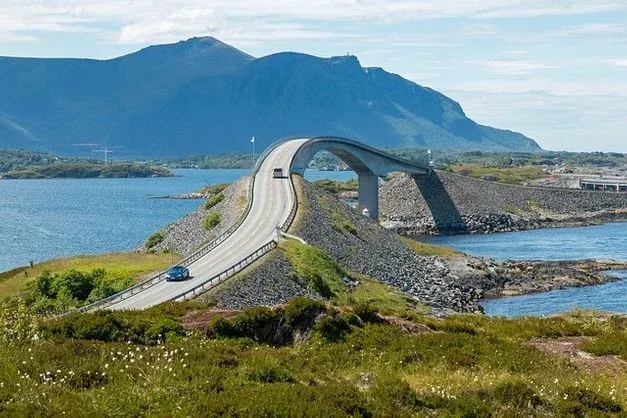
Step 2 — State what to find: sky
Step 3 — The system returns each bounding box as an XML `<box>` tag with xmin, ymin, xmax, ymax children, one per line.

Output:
<box><xmin>1</xmin><ymin>1</ymin><xmax>626</xmax><ymax>152</ymax></box>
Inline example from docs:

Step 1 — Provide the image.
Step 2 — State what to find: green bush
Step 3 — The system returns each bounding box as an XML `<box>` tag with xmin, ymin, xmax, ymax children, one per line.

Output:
<box><xmin>315</xmin><ymin>315</ymin><xmax>350</xmax><ymax>342</ymax></box>
<box><xmin>203</xmin><ymin>212</ymin><xmax>222</xmax><ymax>230</ymax></box>
<box><xmin>204</xmin><ymin>193</ymin><xmax>225</xmax><ymax>209</ymax></box>
<box><xmin>353</xmin><ymin>303</ymin><xmax>380</xmax><ymax>324</ymax></box>
<box><xmin>39</xmin><ymin>311</ymin><xmax>185</xmax><ymax>344</ymax></box>
<box><xmin>283</xmin><ymin>297</ymin><xmax>325</xmax><ymax>329</ymax></box>
<box><xmin>210</xmin><ymin>307</ymin><xmax>289</xmax><ymax>345</ymax></box>
<box><xmin>145</xmin><ymin>231</ymin><xmax>164</xmax><ymax>249</ymax></box>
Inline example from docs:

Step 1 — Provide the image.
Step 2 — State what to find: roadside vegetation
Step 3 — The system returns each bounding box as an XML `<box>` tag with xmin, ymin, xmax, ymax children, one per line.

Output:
<box><xmin>402</xmin><ymin>237</ymin><xmax>461</xmax><ymax>258</ymax></box>
<box><xmin>0</xmin><ymin>253</ymin><xmax>177</xmax><ymax>312</ymax></box>
<box><xmin>203</xmin><ymin>212</ymin><xmax>222</xmax><ymax>230</ymax></box>
<box><xmin>0</xmin><ymin>297</ymin><xmax>624</xmax><ymax>415</ymax></box>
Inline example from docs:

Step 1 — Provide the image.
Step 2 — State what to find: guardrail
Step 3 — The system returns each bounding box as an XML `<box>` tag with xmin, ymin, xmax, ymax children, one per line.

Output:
<box><xmin>64</xmin><ymin>164</ymin><xmax>261</xmax><ymax>315</ymax></box>
<box><xmin>172</xmin><ymin>241</ymin><xmax>278</xmax><ymax>302</ymax></box>
<box><xmin>63</xmin><ymin>138</ymin><xmax>304</xmax><ymax>315</ymax></box>
<box><xmin>281</xmin><ymin>173</ymin><xmax>299</xmax><ymax>232</ymax></box>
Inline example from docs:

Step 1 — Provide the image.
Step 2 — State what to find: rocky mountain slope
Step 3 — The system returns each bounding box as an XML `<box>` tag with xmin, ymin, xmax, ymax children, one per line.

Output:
<box><xmin>0</xmin><ymin>37</ymin><xmax>540</xmax><ymax>157</ymax></box>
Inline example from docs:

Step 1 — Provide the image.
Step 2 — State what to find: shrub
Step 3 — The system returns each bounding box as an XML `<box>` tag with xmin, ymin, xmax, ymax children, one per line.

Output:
<box><xmin>315</xmin><ymin>315</ymin><xmax>350</xmax><ymax>342</ymax></box>
<box><xmin>39</xmin><ymin>311</ymin><xmax>185</xmax><ymax>344</ymax></box>
<box><xmin>203</xmin><ymin>212</ymin><xmax>222</xmax><ymax>230</ymax></box>
<box><xmin>283</xmin><ymin>297</ymin><xmax>325</xmax><ymax>329</ymax></box>
<box><xmin>353</xmin><ymin>303</ymin><xmax>380</xmax><ymax>324</ymax></box>
<box><xmin>145</xmin><ymin>231</ymin><xmax>164</xmax><ymax>249</ymax></box>
<box><xmin>204</xmin><ymin>193</ymin><xmax>225</xmax><ymax>209</ymax></box>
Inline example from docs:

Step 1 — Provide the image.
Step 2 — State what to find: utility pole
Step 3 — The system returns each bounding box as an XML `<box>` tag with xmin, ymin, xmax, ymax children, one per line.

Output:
<box><xmin>93</xmin><ymin>146</ymin><xmax>114</xmax><ymax>164</ymax></box>
<box><xmin>251</xmin><ymin>136</ymin><xmax>256</xmax><ymax>172</ymax></box>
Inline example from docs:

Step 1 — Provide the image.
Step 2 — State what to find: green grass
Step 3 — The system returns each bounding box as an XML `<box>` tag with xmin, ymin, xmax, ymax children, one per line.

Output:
<box><xmin>145</xmin><ymin>231</ymin><xmax>164</xmax><ymax>249</ymax></box>
<box><xmin>0</xmin><ymin>253</ymin><xmax>179</xmax><ymax>300</ymax></box>
<box><xmin>204</xmin><ymin>193</ymin><xmax>225</xmax><ymax>210</ymax></box>
<box><xmin>203</xmin><ymin>212</ymin><xmax>222</xmax><ymax>230</ymax></box>
<box><xmin>312</xmin><ymin>179</ymin><xmax>358</xmax><ymax>195</ymax></box>
<box><xmin>338</xmin><ymin>276</ymin><xmax>421</xmax><ymax>316</ymax></box>
<box><xmin>0</xmin><ymin>305</ymin><xmax>624</xmax><ymax>416</ymax></box>
<box><xmin>402</xmin><ymin>237</ymin><xmax>461</xmax><ymax>258</ymax></box>
<box><xmin>280</xmin><ymin>240</ymin><xmax>346</xmax><ymax>298</ymax></box>
<box><xmin>451</xmin><ymin>163</ymin><xmax>547</xmax><ymax>185</ymax></box>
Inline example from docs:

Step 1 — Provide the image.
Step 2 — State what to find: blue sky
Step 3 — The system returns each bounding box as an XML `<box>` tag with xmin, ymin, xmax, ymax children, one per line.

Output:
<box><xmin>1</xmin><ymin>1</ymin><xmax>625</xmax><ymax>152</ymax></box>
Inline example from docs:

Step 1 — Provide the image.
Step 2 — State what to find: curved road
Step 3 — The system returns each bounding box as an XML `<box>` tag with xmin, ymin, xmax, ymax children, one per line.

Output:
<box><xmin>110</xmin><ymin>138</ymin><xmax>308</xmax><ymax>310</ymax></box>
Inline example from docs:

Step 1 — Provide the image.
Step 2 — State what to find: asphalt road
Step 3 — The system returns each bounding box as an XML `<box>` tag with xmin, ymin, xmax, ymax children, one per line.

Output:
<box><xmin>110</xmin><ymin>138</ymin><xmax>308</xmax><ymax>310</ymax></box>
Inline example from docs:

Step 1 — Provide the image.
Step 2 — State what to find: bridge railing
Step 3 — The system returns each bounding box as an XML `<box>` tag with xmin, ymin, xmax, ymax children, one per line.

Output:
<box><xmin>62</xmin><ymin>138</ymin><xmax>304</xmax><ymax>315</ymax></box>
<box><xmin>281</xmin><ymin>174</ymin><xmax>300</xmax><ymax>232</ymax></box>
<box><xmin>64</xmin><ymin>173</ymin><xmax>259</xmax><ymax>315</ymax></box>
<box><xmin>172</xmin><ymin>241</ymin><xmax>278</xmax><ymax>302</ymax></box>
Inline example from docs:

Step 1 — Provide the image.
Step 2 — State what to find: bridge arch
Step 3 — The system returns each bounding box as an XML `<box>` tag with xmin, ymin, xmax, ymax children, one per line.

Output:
<box><xmin>288</xmin><ymin>136</ymin><xmax>430</xmax><ymax>220</ymax></box>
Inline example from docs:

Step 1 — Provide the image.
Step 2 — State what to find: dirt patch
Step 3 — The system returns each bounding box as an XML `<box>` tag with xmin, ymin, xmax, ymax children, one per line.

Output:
<box><xmin>525</xmin><ymin>336</ymin><xmax>627</xmax><ymax>374</ymax></box>
<box><xmin>182</xmin><ymin>309</ymin><xmax>241</xmax><ymax>331</ymax></box>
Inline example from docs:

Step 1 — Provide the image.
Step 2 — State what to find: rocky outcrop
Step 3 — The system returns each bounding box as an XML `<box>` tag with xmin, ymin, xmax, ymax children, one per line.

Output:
<box><xmin>380</xmin><ymin>171</ymin><xmax>627</xmax><ymax>235</ymax></box>
<box><xmin>136</xmin><ymin>177</ymin><xmax>249</xmax><ymax>256</ymax></box>
<box><xmin>443</xmin><ymin>257</ymin><xmax>627</xmax><ymax>299</ymax></box>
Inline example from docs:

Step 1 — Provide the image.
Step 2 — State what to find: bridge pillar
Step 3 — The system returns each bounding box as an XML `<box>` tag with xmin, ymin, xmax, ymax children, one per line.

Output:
<box><xmin>358</xmin><ymin>171</ymin><xmax>379</xmax><ymax>220</ymax></box>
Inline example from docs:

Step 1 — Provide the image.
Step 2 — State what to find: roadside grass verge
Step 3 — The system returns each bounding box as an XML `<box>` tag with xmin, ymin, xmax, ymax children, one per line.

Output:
<box><xmin>0</xmin><ymin>252</ymin><xmax>179</xmax><ymax>300</ymax></box>
<box><xmin>402</xmin><ymin>237</ymin><xmax>461</xmax><ymax>258</ymax></box>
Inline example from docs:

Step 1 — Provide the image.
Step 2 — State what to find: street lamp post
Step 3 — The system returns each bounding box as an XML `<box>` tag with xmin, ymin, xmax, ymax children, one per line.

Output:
<box><xmin>251</xmin><ymin>136</ymin><xmax>256</xmax><ymax>172</ymax></box>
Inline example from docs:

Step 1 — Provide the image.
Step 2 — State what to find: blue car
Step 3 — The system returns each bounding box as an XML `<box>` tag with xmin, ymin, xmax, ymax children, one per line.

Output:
<box><xmin>166</xmin><ymin>265</ymin><xmax>190</xmax><ymax>281</ymax></box>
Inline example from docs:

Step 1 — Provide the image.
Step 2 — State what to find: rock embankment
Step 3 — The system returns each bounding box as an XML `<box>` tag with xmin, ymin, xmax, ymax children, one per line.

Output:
<box><xmin>137</xmin><ymin>177</ymin><xmax>249</xmax><ymax>256</ymax></box>
<box><xmin>293</xmin><ymin>178</ymin><xmax>481</xmax><ymax>313</ymax></box>
<box><xmin>196</xmin><ymin>251</ymin><xmax>320</xmax><ymax>309</ymax></box>
<box><xmin>380</xmin><ymin>171</ymin><xmax>627</xmax><ymax>234</ymax></box>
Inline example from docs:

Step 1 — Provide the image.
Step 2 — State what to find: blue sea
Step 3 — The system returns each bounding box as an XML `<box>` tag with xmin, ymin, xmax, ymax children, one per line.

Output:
<box><xmin>1</xmin><ymin>169</ymin><xmax>624</xmax><ymax>317</ymax></box>
<box><xmin>426</xmin><ymin>222</ymin><xmax>627</xmax><ymax>316</ymax></box>
<box><xmin>0</xmin><ymin>169</ymin><xmax>355</xmax><ymax>272</ymax></box>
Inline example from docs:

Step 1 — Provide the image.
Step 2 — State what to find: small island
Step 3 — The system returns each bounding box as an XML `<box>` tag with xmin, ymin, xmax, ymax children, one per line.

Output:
<box><xmin>0</xmin><ymin>150</ymin><xmax>173</xmax><ymax>179</ymax></box>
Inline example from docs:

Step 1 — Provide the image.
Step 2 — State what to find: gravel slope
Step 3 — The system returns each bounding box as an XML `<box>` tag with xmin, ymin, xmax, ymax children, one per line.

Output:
<box><xmin>380</xmin><ymin>171</ymin><xmax>627</xmax><ymax>234</ymax></box>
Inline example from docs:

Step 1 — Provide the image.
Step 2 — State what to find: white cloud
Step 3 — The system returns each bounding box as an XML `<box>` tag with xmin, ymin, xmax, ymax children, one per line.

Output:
<box><xmin>466</xmin><ymin>60</ymin><xmax>558</xmax><ymax>75</ymax></box>
<box><xmin>1</xmin><ymin>0</ymin><xmax>626</xmax><ymax>46</ymax></box>
<box><xmin>607</xmin><ymin>59</ymin><xmax>627</xmax><ymax>67</ymax></box>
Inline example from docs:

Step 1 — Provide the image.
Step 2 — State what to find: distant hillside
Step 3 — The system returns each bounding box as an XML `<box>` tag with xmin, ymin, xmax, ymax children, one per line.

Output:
<box><xmin>0</xmin><ymin>37</ymin><xmax>540</xmax><ymax>157</ymax></box>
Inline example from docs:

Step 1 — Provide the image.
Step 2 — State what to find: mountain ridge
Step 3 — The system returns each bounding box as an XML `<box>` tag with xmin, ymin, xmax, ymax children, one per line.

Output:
<box><xmin>0</xmin><ymin>36</ymin><xmax>541</xmax><ymax>157</ymax></box>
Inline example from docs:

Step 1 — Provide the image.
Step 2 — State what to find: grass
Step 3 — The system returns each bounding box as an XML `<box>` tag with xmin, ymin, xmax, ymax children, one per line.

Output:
<box><xmin>312</xmin><ymin>179</ymin><xmax>358</xmax><ymax>195</ymax></box>
<box><xmin>280</xmin><ymin>240</ymin><xmax>346</xmax><ymax>298</ymax></box>
<box><xmin>402</xmin><ymin>237</ymin><xmax>461</xmax><ymax>258</ymax></box>
<box><xmin>0</xmin><ymin>253</ymin><xmax>179</xmax><ymax>300</ymax></box>
<box><xmin>451</xmin><ymin>163</ymin><xmax>547</xmax><ymax>185</ymax></box>
<box><xmin>337</xmin><ymin>275</ymin><xmax>421</xmax><ymax>316</ymax></box>
<box><xmin>203</xmin><ymin>212</ymin><xmax>222</xmax><ymax>230</ymax></box>
<box><xmin>204</xmin><ymin>193</ymin><xmax>225</xmax><ymax>210</ymax></box>
<box><xmin>0</xmin><ymin>304</ymin><xmax>624</xmax><ymax>416</ymax></box>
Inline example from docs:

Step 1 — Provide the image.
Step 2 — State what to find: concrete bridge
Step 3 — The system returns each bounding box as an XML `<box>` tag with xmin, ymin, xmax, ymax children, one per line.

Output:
<box><xmin>265</xmin><ymin>136</ymin><xmax>430</xmax><ymax>219</ymax></box>
<box><xmin>77</xmin><ymin>136</ymin><xmax>430</xmax><ymax>312</ymax></box>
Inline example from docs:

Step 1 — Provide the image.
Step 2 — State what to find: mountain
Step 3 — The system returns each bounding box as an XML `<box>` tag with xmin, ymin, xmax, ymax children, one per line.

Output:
<box><xmin>0</xmin><ymin>37</ymin><xmax>540</xmax><ymax>157</ymax></box>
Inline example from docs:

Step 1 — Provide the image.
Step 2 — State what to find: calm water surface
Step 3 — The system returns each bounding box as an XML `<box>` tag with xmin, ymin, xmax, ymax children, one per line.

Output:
<box><xmin>0</xmin><ymin>169</ymin><xmax>355</xmax><ymax>272</ymax></box>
